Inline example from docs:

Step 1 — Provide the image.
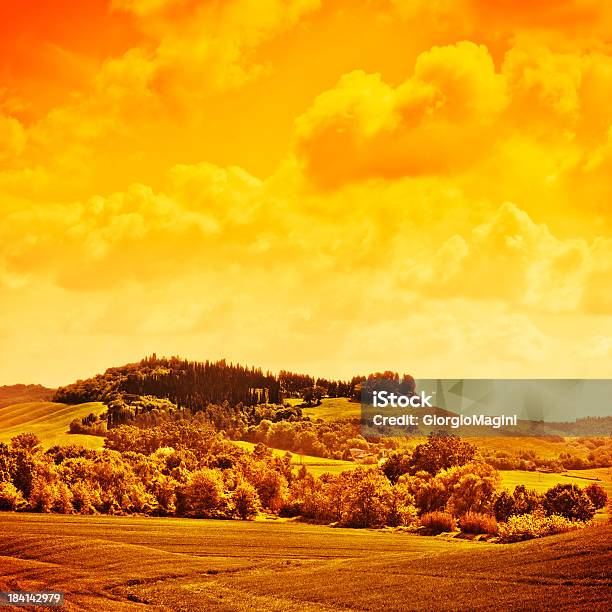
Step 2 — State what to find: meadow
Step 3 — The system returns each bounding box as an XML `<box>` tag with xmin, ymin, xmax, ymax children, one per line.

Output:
<box><xmin>233</xmin><ymin>440</ymin><xmax>356</xmax><ymax>476</ymax></box>
<box><xmin>0</xmin><ymin>513</ymin><xmax>609</xmax><ymax>611</ymax></box>
<box><xmin>0</xmin><ymin>401</ymin><xmax>106</xmax><ymax>449</ymax></box>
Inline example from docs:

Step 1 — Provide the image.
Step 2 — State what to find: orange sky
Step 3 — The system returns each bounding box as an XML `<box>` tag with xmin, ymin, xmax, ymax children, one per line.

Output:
<box><xmin>1</xmin><ymin>0</ymin><xmax>611</xmax><ymax>385</ymax></box>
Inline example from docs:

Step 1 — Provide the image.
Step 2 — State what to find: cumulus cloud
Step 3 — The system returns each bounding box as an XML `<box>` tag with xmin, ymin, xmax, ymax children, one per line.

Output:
<box><xmin>403</xmin><ymin>202</ymin><xmax>610</xmax><ymax>313</ymax></box>
<box><xmin>295</xmin><ymin>41</ymin><xmax>507</xmax><ymax>187</ymax></box>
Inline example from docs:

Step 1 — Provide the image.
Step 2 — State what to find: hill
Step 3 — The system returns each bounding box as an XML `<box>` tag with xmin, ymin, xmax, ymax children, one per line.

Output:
<box><xmin>0</xmin><ymin>513</ymin><xmax>609</xmax><ymax>611</ymax></box>
<box><xmin>0</xmin><ymin>401</ymin><xmax>106</xmax><ymax>449</ymax></box>
<box><xmin>0</xmin><ymin>384</ymin><xmax>55</xmax><ymax>409</ymax></box>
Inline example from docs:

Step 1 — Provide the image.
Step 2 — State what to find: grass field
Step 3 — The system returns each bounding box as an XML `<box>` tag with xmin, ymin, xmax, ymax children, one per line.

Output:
<box><xmin>300</xmin><ymin>397</ymin><xmax>361</xmax><ymax>421</ymax></box>
<box><xmin>0</xmin><ymin>401</ymin><xmax>106</xmax><ymax>449</ymax></box>
<box><xmin>233</xmin><ymin>440</ymin><xmax>356</xmax><ymax>476</ymax></box>
<box><xmin>0</xmin><ymin>513</ymin><xmax>609</xmax><ymax>611</ymax></box>
<box><xmin>499</xmin><ymin>469</ymin><xmax>612</xmax><ymax>494</ymax></box>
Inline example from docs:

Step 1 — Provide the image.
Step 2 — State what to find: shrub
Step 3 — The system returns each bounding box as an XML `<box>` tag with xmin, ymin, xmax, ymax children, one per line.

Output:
<box><xmin>420</xmin><ymin>511</ymin><xmax>456</xmax><ymax>533</ymax></box>
<box><xmin>382</xmin><ymin>451</ymin><xmax>413</xmax><ymax>484</ymax></box>
<box><xmin>494</xmin><ymin>485</ymin><xmax>544</xmax><ymax>521</ymax></box>
<box><xmin>511</xmin><ymin>485</ymin><xmax>544</xmax><ymax>516</ymax></box>
<box><xmin>544</xmin><ymin>484</ymin><xmax>595</xmax><ymax>521</ymax></box>
<box><xmin>387</xmin><ymin>482</ymin><xmax>418</xmax><ymax>527</ymax></box>
<box><xmin>337</xmin><ymin>468</ymin><xmax>395</xmax><ymax>528</ymax></box>
<box><xmin>459</xmin><ymin>512</ymin><xmax>498</xmax><ymax>535</ymax></box>
<box><xmin>583</xmin><ymin>483</ymin><xmax>607</xmax><ymax>510</ymax></box>
<box><xmin>498</xmin><ymin>512</ymin><xmax>587</xmax><ymax>543</ymax></box>
<box><xmin>410</xmin><ymin>433</ymin><xmax>476</xmax><ymax>475</ymax></box>
<box><xmin>182</xmin><ymin>468</ymin><xmax>227</xmax><ymax>518</ymax></box>
<box><xmin>0</xmin><ymin>481</ymin><xmax>27</xmax><ymax>511</ymax></box>
<box><xmin>493</xmin><ymin>491</ymin><xmax>515</xmax><ymax>522</ymax></box>
<box><xmin>232</xmin><ymin>481</ymin><xmax>260</xmax><ymax>519</ymax></box>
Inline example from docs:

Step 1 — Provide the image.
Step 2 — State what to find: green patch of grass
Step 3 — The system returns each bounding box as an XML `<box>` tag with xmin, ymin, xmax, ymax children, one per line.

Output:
<box><xmin>0</xmin><ymin>401</ymin><xmax>106</xmax><ymax>450</ymax></box>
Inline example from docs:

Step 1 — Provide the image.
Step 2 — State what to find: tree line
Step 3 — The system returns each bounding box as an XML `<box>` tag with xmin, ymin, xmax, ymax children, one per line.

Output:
<box><xmin>53</xmin><ymin>355</ymin><xmax>359</xmax><ymax>413</ymax></box>
<box><xmin>0</xmin><ymin>430</ymin><xmax>605</xmax><ymax>541</ymax></box>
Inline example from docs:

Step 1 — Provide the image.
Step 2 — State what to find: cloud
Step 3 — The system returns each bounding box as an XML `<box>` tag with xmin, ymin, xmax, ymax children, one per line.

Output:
<box><xmin>404</xmin><ymin>202</ymin><xmax>609</xmax><ymax>312</ymax></box>
<box><xmin>113</xmin><ymin>0</ymin><xmax>322</xmax><ymax>92</ymax></box>
<box><xmin>1</xmin><ymin>1</ymin><xmax>611</xmax><ymax>384</ymax></box>
<box><xmin>0</xmin><ymin>114</ymin><xmax>26</xmax><ymax>165</ymax></box>
<box><xmin>393</xmin><ymin>0</ymin><xmax>612</xmax><ymax>38</ymax></box>
<box><xmin>295</xmin><ymin>41</ymin><xmax>507</xmax><ymax>187</ymax></box>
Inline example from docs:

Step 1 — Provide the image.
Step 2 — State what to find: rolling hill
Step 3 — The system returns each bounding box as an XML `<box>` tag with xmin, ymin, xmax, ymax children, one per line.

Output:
<box><xmin>0</xmin><ymin>384</ymin><xmax>55</xmax><ymax>409</ymax></box>
<box><xmin>0</xmin><ymin>401</ymin><xmax>106</xmax><ymax>449</ymax></box>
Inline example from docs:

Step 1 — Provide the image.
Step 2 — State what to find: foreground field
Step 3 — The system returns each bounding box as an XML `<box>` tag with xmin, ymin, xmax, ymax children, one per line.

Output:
<box><xmin>0</xmin><ymin>513</ymin><xmax>609</xmax><ymax>611</ymax></box>
<box><xmin>0</xmin><ymin>401</ymin><xmax>106</xmax><ymax>449</ymax></box>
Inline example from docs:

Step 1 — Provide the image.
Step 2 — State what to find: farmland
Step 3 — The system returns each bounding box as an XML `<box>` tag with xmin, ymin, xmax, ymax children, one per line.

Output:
<box><xmin>0</xmin><ymin>513</ymin><xmax>609</xmax><ymax>611</ymax></box>
<box><xmin>0</xmin><ymin>401</ymin><xmax>106</xmax><ymax>449</ymax></box>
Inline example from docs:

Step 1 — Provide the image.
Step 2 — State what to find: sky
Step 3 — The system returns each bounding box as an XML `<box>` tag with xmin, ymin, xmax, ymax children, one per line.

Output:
<box><xmin>1</xmin><ymin>0</ymin><xmax>612</xmax><ymax>386</ymax></box>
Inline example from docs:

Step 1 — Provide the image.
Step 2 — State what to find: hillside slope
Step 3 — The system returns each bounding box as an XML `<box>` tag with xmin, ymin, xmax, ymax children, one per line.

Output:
<box><xmin>0</xmin><ymin>401</ymin><xmax>106</xmax><ymax>449</ymax></box>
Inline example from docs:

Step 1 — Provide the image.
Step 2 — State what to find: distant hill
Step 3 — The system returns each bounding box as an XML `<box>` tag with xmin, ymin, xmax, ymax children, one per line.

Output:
<box><xmin>52</xmin><ymin>354</ymin><xmax>356</xmax><ymax>411</ymax></box>
<box><xmin>0</xmin><ymin>384</ymin><xmax>55</xmax><ymax>408</ymax></box>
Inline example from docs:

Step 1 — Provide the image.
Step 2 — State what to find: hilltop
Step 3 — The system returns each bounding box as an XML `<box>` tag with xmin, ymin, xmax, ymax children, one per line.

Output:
<box><xmin>0</xmin><ymin>384</ymin><xmax>55</xmax><ymax>409</ymax></box>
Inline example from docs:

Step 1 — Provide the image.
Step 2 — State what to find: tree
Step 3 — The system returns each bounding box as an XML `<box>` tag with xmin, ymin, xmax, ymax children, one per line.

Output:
<box><xmin>441</xmin><ymin>461</ymin><xmax>500</xmax><ymax>516</ymax></box>
<box><xmin>410</xmin><ymin>433</ymin><xmax>476</xmax><ymax>475</ymax></box>
<box><xmin>182</xmin><ymin>468</ymin><xmax>227</xmax><ymax>518</ymax></box>
<box><xmin>511</xmin><ymin>485</ymin><xmax>543</xmax><ymax>516</ymax></box>
<box><xmin>232</xmin><ymin>481</ymin><xmax>260</xmax><ymax>519</ymax></box>
<box><xmin>337</xmin><ymin>468</ymin><xmax>395</xmax><ymax>528</ymax></box>
<box><xmin>382</xmin><ymin>450</ymin><xmax>413</xmax><ymax>484</ymax></box>
<box><xmin>300</xmin><ymin>386</ymin><xmax>327</xmax><ymax>406</ymax></box>
<box><xmin>0</xmin><ymin>481</ymin><xmax>26</xmax><ymax>511</ymax></box>
<box><xmin>388</xmin><ymin>482</ymin><xmax>418</xmax><ymax>527</ymax></box>
<box><xmin>493</xmin><ymin>490</ymin><xmax>515</xmax><ymax>522</ymax></box>
<box><xmin>583</xmin><ymin>482</ymin><xmax>607</xmax><ymax>510</ymax></box>
<box><xmin>0</xmin><ymin>443</ymin><xmax>15</xmax><ymax>483</ymax></box>
<box><xmin>544</xmin><ymin>484</ymin><xmax>595</xmax><ymax>521</ymax></box>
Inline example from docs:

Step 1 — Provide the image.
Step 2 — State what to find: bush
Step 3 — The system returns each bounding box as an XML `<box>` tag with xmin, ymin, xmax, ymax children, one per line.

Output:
<box><xmin>382</xmin><ymin>451</ymin><xmax>413</xmax><ymax>484</ymax></box>
<box><xmin>232</xmin><ymin>481</ymin><xmax>260</xmax><ymax>519</ymax></box>
<box><xmin>420</xmin><ymin>511</ymin><xmax>456</xmax><ymax>533</ymax></box>
<box><xmin>498</xmin><ymin>512</ymin><xmax>587</xmax><ymax>543</ymax></box>
<box><xmin>544</xmin><ymin>484</ymin><xmax>595</xmax><ymax>521</ymax></box>
<box><xmin>494</xmin><ymin>485</ymin><xmax>544</xmax><ymax>521</ymax></box>
<box><xmin>182</xmin><ymin>468</ymin><xmax>227</xmax><ymax>518</ymax></box>
<box><xmin>0</xmin><ymin>481</ymin><xmax>27</xmax><ymax>511</ymax></box>
<box><xmin>387</xmin><ymin>482</ymin><xmax>418</xmax><ymax>527</ymax></box>
<box><xmin>583</xmin><ymin>483</ymin><xmax>607</xmax><ymax>510</ymax></box>
<box><xmin>459</xmin><ymin>512</ymin><xmax>498</xmax><ymax>535</ymax></box>
<box><xmin>493</xmin><ymin>491</ymin><xmax>515</xmax><ymax>522</ymax></box>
